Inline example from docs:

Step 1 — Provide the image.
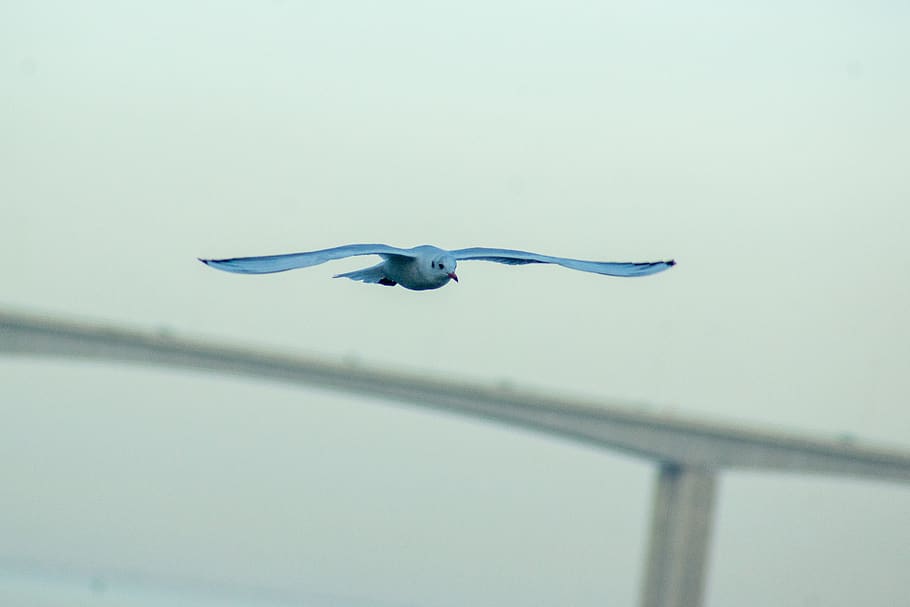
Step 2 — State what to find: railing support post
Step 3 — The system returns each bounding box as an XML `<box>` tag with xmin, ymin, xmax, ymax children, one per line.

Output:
<box><xmin>640</xmin><ymin>463</ymin><xmax>717</xmax><ymax>607</ymax></box>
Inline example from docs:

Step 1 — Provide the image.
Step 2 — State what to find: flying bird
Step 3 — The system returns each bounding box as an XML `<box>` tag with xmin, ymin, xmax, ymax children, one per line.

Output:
<box><xmin>199</xmin><ymin>244</ymin><xmax>675</xmax><ymax>291</ymax></box>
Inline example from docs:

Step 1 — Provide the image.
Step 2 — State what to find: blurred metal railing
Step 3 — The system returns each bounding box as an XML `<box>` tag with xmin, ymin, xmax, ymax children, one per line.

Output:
<box><xmin>3</xmin><ymin>309</ymin><xmax>909</xmax><ymax>607</ymax></box>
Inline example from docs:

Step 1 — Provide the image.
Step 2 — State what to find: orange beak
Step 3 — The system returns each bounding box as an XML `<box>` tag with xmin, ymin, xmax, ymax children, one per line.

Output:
<box><xmin>448</xmin><ymin>272</ymin><xmax>459</xmax><ymax>283</ymax></box>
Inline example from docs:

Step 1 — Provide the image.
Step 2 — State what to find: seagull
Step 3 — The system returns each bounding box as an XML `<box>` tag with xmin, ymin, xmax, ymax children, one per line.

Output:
<box><xmin>199</xmin><ymin>244</ymin><xmax>675</xmax><ymax>291</ymax></box>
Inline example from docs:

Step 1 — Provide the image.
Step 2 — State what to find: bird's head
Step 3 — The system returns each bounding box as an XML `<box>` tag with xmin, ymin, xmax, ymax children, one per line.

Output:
<box><xmin>428</xmin><ymin>254</ymin><xmax>458</xmax><ymax>284</ymax></box>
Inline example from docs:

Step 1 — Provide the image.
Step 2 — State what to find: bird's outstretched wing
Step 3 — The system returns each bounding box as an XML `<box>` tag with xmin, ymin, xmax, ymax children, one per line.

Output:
<box><xmin>199</xmin><ymin>244</ymin><xmax>413</xmax><ymax>275</ymax></box>
<box><xmin>451</xmin><ymin>247</ymin><xmax>675</xmax><ymax>277</ymax></box>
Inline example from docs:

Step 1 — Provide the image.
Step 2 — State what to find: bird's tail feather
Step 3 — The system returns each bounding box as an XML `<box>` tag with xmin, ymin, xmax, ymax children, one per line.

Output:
<box><xmin>333</xmin><ymin>263</ymin><xmax>388</xmax><ymax>284</ymax></box>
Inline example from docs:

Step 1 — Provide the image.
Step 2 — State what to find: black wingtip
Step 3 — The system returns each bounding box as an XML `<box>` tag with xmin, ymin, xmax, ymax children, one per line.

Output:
<box><xmin>667</xmin><ymin>260</ymin><xmax>676</xmax><ymax>267</ymax></box>
<box><xmin>198</xmin><ymin>258</ymin><xmax>212</xmax><ymax>266</ymax></box>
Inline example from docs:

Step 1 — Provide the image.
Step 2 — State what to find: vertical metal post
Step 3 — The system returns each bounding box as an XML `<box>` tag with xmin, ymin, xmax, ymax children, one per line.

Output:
<box><xmin>639</xmin><ymin>463</ymin><xmax>717</xmax><ymax>607</ymax></box>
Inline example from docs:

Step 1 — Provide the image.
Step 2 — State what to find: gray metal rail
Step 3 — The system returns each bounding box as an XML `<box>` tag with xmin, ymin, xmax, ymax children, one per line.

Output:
<box><xmin>2</xmin><ymin>309</ymin><xmax>909</xmax><ymax>607</ymax></box>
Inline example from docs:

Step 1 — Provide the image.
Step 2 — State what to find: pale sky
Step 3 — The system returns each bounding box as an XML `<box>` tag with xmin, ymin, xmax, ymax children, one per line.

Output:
<box><xmin>2</xmin><ymin>1</ymin><xmax>909</xmax><ymax>606</ymax></box>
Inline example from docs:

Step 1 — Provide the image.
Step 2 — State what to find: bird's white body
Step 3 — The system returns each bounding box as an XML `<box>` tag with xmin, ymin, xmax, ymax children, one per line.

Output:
<box><xmin>200</xmin><ymin>243</ymin><xmax>674</xmax><ymax>290</ymax></box>
<box><xmin>330</xmin><ymin>245</ymin><xmax>458</xmax><ymax>290</ymax></box>
<box><xmin>379</xmin><ymin>246</ymin><xmax>457</xmax><ymax>290</ymax></box>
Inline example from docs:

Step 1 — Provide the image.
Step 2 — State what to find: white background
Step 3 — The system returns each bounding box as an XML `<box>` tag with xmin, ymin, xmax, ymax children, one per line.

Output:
<box><xmin>2</xmin><ymin>2</ymin><xmax>909</xmax><ymax>605</ymax></box>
